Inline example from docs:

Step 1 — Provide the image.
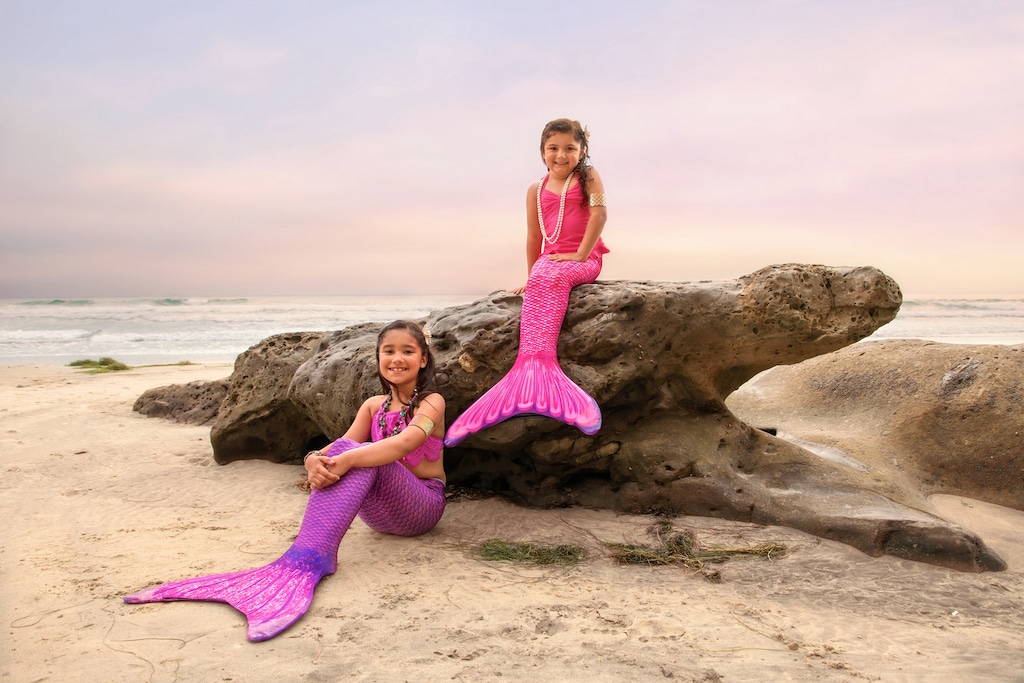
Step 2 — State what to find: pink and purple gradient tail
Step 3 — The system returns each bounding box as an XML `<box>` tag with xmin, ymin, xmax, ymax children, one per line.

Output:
<box><xmin>445</xmin><ymin>256</ymin><xmax>602</xmax><ymax>447</ymax></box>
<box><xmin>124</xmin><ymin>438</ymin><xmax>445</xmax><ymax>641</ymax></box>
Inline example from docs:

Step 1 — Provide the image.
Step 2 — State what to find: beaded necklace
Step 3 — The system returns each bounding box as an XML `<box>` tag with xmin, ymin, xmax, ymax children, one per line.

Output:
<box><xmin>537</xmin><ymin>172</ymin><xmax>573</xmax><ymax>245</ymax></box>
<box><xmin>377</xmin><ymin>388</ymin><xmax>418</xmax><ymax>438</ymax></box>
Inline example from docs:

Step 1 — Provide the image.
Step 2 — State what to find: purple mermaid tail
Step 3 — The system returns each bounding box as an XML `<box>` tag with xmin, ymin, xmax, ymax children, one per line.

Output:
<box><xmin>123</xmin><ymin>547</ymin><xmax>332</xmax><ymax>642</ymax></box>
<box><xmin>444</xmin><ymin>256</ymin><xmax>602</xmax><ymax>447</ymax></box>
<box><xmin>124</xmin><ymin>438</ymin><xmax>445</xmax><ymax>641</ymax></box>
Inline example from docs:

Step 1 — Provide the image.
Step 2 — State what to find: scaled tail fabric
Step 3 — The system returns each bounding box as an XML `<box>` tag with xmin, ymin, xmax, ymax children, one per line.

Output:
<box><xmin>444</xmin><ymin>256</ymin><xmax>602</xmax><ymax>447</ymax></box>
<box><xmin>124</xmin><ymin>438</ymin><xmax>445</xmax><ymax>641</ymax></box>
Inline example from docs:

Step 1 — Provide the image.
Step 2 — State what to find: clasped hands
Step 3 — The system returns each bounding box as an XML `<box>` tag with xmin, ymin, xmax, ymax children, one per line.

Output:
<box><xmin>305</xmin><ymin>454</ymin><xmax>349</xmax><ymax>489</ymax></box>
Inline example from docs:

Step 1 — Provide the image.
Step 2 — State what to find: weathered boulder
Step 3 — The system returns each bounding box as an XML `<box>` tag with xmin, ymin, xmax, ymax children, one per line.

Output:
<box><xmin>209</xmin><ymin>331</ymin><xmax>328</xmax><ymax>464</ymax></box>
<box><xmin>134</xmin><ymin>379</ymin><xmax>228</xmax><ymax>425</ymax></box>
<box><xmin>141</xmin><ymin>263</ymin><xmax>1011</xmax><ymax>571</ymax></box>
<box><xmin>289</xmin><ymin>323</ymin><xmax>403</xmax><ymax>441</ymax></box>
<box><xmin>727</xmin><ymin>340</ymin><xmax>1024</xmax><ymax>511</ymax></box>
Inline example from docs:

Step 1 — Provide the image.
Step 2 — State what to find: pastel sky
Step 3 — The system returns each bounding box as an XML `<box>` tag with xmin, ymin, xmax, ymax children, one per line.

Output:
<box><xmin>2</xmin><ymin>0</ymin><xmax>1021</xmax><ymax>299</ymax></box>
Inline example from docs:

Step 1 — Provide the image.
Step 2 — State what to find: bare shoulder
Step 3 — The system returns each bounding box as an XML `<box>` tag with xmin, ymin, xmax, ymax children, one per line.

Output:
<box><xmin>586</xmin><ymin>166</ymin><xmax>605</xmax><ymax>192</ymax></box>
<box><xmin>526</xmin><ymin>180</ymin><xmax>540</xmax><ymax>199</ymax></box>
<box><xmin>418</xmin><ymin>392</ymin><xmax>446</xmax><ymax>416</ymax></box>
<box><xmin>362</xmin><ymin>395</ymin><xmax>386</xmax><ymax>413</ymax></box>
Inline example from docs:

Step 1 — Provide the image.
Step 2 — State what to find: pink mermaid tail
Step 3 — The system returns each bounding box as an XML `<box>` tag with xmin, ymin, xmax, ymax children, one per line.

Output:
<box><xmin>124</xmin><ymin>438</ymin><xmax>446</xmax><ymax>641</ymax></box>
<box><xmin>444</xmin><ymin>256</ymin><xmax>602</xmax><ymax>447</ymax></box>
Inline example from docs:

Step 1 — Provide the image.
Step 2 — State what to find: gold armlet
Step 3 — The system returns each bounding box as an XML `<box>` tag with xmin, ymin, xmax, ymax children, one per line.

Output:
<box><xmin>589</xmin><ymin>193</ymin><xmax>606</xmax><ymax>207</ymax></box>
<box><xmin>409</xmin><ymin>414</ymin><xmax>435</xmax><ymax>436</ymax></box>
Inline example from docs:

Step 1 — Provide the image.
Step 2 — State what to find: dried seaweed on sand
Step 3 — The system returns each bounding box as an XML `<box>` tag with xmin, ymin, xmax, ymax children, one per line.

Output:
<box><xmin>606</xmin><ymin>521</ymin><xmax>786</xmax><ymax>581</ymax></box>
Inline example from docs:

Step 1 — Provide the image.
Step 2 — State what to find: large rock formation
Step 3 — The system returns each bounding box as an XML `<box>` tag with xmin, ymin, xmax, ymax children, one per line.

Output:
<box><xmin>138</xmin><ymin>264</ymin><xmax>1011</xmax><ymax>572</ymax></box>
<box><xmin>727</xmin><ymin>340</ymin><xmax>1024</xmax><ymax>511</ymax></box>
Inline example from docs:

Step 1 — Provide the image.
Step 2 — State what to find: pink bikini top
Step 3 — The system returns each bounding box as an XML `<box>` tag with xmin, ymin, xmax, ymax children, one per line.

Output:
<box><xmin>539</xmin><ymin>174</ymin><xmax>610</xmax><ymax>257</ymax></box>
<box><xmin>371</xmin><ymin>402</ymin><xmax>443</xmax><ymax>468</ymax></box>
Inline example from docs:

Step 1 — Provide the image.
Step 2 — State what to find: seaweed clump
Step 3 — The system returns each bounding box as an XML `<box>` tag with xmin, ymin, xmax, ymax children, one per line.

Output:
<box><xmin>478</xmin><ymin>539</ymin><xmax>587</xmax><ymax>565</ymax></box>
<box><xmin>606</xmin><ymin>521</ymin><xmax>786</xmax><ymax>582</ymax></box>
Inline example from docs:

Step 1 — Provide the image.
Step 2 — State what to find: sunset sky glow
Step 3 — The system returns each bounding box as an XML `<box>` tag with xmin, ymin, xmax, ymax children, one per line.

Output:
<box><xmin>2</xmin><ymin>0</ymin><xmax>1022</xmax><ymax>299</ymax></box>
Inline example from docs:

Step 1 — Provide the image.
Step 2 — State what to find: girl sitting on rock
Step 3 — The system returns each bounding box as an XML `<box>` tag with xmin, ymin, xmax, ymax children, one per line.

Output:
<box><xmin>444</xmin><ymin>117</ymin><xmax>609</xmax><ymax>446</ymax></box>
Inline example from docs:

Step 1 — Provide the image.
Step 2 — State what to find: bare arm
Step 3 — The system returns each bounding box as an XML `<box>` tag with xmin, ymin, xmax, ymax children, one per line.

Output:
<box><xmin>305</xmin><ymin>394</ymin><xmax>446</xmax><ymax>488</ymax></box>
<box><xmin>333</xmin><ymin>394</ymin><xmax>445</xmax><ymax>471</ymax></box>
<box><xmin>304</xmin><ymin>397</ymin><xmax>376</xmax><ymax>487</ymax></box>
<box><xmin>514</xmin><ymin>182</ymin><xmax>543</xmax><ymax>294</ymax></box>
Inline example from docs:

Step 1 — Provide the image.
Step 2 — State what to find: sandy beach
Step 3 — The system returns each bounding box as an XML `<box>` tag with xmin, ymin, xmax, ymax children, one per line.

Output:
<box><xmin>2</xmin><ymin>363</ymin><xmax>1022</xmax><ymax>683</ymax></box>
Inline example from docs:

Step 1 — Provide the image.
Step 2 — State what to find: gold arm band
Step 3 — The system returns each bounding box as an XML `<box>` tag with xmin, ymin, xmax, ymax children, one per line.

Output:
<box><xmin>409</xmin><ymin>413</ymin><xmax>435</xmax><ymax>436</ymax></box>
<box><xmin>589</xmin><ymin>193</ymin><xmax>606</xmax><ymax>207</ymax></box>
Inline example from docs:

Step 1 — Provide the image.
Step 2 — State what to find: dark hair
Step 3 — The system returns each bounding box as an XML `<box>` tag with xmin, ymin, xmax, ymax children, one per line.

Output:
<box><xmin>540</xmin><ymin>118</ymin><xmax>592</xmax><ymax>207</ymax></box>
<box><xmin>376</xmin><ymin>320</ymin><xmax>437</xmax><ymax>412</ymax></box>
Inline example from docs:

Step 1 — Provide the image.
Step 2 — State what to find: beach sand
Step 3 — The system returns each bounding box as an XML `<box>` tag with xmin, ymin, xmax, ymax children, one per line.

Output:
<box><xmin>2</xmin><ymin>364</ymin><xmax>1022</xmax><ymax>682</ymax></box>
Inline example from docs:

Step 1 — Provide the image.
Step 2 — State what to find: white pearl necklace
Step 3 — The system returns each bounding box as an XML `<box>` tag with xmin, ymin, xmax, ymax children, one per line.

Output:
<box><xmin>537</xmin><ymin>172</ymin><xmax>573</xmax><ymax>245</ymax></box>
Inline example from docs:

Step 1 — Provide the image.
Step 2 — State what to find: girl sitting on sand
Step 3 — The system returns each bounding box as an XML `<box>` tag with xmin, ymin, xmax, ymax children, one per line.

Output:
<box><xmin>444</xmin><ymin>117</ymin><xmax>608</xmax><ymax>446</ymax></box>
<box><xmin>125</xmin><ymin>320</ymin><xmax>446</xmax><ymax>641</ymax></box>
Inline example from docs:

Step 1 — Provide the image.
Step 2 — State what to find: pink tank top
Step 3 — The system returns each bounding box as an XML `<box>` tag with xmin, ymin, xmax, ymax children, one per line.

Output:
<box><xmin>539</xmin><ymin>174</ymin><xmax>610</xmax><ymax>257</ymax></box>
<box><xmin>371</xmin><ymin>402</ymin><xmax>443</xmax><ymax>468</ymax></box>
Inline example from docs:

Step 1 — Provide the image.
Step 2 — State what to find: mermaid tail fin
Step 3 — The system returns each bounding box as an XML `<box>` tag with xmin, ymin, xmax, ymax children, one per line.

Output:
<box><xmin>444</xmin><ymin>254</ymin><xmax>605</xmax><ymax>447</ymax></box>
<box><xmin>124</xmin><ymin>440</ymin><xmax>446</xmax><ymax>642</ymax></box>
<box><xmin>123</xmin><ymin>546</ymin><xmax>332</xmax><ymax>642</ymax></box>
<box><xmin>444</xmin><ymin>354</ymin><xmax>601</xmax><ymax>447</ymax></box>
<box><xmin>125</xmin><ymin>439</ymin><xmax>364</xmax><ymax>641</ymax></box>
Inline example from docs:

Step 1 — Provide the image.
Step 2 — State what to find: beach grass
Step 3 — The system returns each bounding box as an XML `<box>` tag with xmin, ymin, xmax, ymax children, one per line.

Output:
<box><xmin>68</xmin><ymin>358</ymin><xmax>197</xmax><ymax>373</ymax></box>
<box><xmin>68</xmin><ymin>357</ymin><xmax>131</xmax><ymax>373</ymax></box>
<box><xmin>478</xmin><ymin>539</ymin><xmax>587</xmax><ymax>565</ymax></box>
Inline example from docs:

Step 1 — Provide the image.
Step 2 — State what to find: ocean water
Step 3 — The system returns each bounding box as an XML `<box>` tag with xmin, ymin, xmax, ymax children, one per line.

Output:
<box><xmin>0</xmin><ymin>296</ymin><xmax>1022</xmax><ymax>367</ymax></box>
<box><xmin>0</xmin><ymin>295</ymin><xmax>480</xmax><ymax>366</ymax></box>
<box><xmin>864</xmin><ymin>298</ymin><xmax>1024</xmax><ymax>346</ymax></box>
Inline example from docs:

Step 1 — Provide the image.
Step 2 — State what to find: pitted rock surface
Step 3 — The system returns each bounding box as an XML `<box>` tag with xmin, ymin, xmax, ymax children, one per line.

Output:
<box><xmin>136</xmin><ymin>264</ymin><xmax>1009</xmax><ymax>571</ymax></box>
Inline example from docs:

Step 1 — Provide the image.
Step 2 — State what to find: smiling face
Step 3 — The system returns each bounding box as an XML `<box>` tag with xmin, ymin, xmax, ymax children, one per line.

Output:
<box><xmin>541</xmin><ymin>131</ymin><xmax>584</xmax><ymax>181</ymax></box>
<box><xmin>377</xmin><ymin>328</ymin><xmax>427</xmax><ymax>394</ymax></box>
